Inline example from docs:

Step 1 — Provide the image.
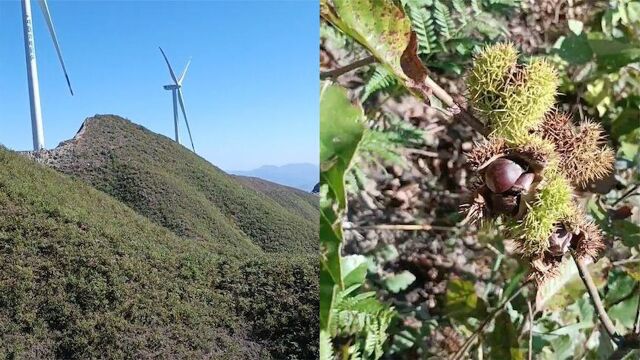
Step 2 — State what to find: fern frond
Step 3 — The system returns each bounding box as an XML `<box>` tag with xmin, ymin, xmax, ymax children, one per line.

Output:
<box><xmin>362</xmin><ymin>66</ymin><xmax>397</xmax><ymax>101</ymax></box>
<box><xmin>320</xmin><ymin>330</ymin><xmax>334</xmax><ymax>360</ymax></box>
<box><xmin>403</xmin><ymin>0</ymin><xmax>438</xmax><ymax>54</ymax></box>
<box><xmin>433</xmin><ymin>0</ymin><xmax>453</xmax><ymax>41</ymax></box>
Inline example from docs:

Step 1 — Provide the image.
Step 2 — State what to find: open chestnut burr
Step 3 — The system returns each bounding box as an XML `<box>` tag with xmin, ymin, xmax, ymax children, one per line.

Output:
<box><xmin>481</xmin><ymin>157</ymin><xmax>536</xmax><ymax>216</ymax></box>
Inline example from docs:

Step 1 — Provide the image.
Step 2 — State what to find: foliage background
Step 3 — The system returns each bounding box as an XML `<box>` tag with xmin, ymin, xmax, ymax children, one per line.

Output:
<box><xmin>321</xmin><ymin>0</ymin><xmax>640</xmax><ymax>358</ymax></box>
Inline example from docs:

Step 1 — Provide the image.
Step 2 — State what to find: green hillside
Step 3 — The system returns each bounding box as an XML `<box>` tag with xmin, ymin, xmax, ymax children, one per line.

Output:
<box><xmin>0</xmin><ymin>148</ymin><xmax>317</xmax><ymax>359</ymax></box>
<box><xmin>233</xmin><ymin>175</ymin><xmax>319</xmax><ymax>221</ymax></box>
<box><xmin>41</xmin><ymin>115</ymin><xmax>318</xmax><ymax>254</ymax></box>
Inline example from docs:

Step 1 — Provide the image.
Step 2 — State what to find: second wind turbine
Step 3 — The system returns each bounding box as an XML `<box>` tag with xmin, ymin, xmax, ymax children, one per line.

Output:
<box><xmin>159</xmin><ymin>47</ymin><xmax>195</xmax><ymax>152</ymax></box>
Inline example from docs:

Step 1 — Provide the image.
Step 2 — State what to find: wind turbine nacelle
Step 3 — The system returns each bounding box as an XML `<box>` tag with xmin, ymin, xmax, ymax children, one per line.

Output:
<box><xmin>163</xmin><ymin>84</ymin><xmax>180</xmax><ymax>90</ymax></box>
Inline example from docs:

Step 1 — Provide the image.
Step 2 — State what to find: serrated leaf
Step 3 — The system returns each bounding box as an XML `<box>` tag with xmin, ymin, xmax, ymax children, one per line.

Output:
<box><xmin>384</xmin><ymin>271</ymin><xmax>416</xmax><ymax>293</ymax></box>
<box><xmin>321</xmin><ymin>0</ymin><xmax>431</xmax><ymax>99</ymax></box>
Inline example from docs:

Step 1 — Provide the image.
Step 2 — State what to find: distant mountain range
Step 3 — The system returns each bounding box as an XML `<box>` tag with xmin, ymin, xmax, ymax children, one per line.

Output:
<box><xmin>230</xmin><ymin>163</ymin><xmax>319</xmax><ymax>192</ymax></box>
<box><xmin>2</xmin><ymin>115</ymin><xmax>318</xmax><ymax>359</ymax></box>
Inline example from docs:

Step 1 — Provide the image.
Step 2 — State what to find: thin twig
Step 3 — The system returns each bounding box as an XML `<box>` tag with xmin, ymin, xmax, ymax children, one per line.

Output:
<box><xmin>634</xmin><ymin>287</ymin><xmax>640</xmax><ymax>335</ymax></box>
<box><xmin>612</xmin><ymin>184</ymin><xmax>640</xmax><ymax>206</ymax></box>
<box><xmin>320</xmin><ymin>56</ymin><xmax>376</xmax><ymax>80</ymax></box>
<box><xmin>573</xmin><ymin>253</ymin><xmax>621</xmax><ymax>345</ymax></box>
<box><xmin>528</xmin><ymin>301</ymin><xmax>534</xmax><ymax>360</ymax></box>
<box><xmin>423</xmin><ymin>77</ymin><xmax>489</xmax><ymax>137</ymax></box>
<box><xmin>320</xmin><ymin>54</ymin><xmax>488</xmax><ymax>136</ymax></box>
<box><xmin>347</xmin><ymin>223</ymin><xmax>453</xmax><ymax>231</ymax></box>
<box><xmin>451</xmin><ymin>280</ymin><xmax>531</xmax><ymax>360</ymax></box>
<box><xmin>404</xmin><ymin>148</ymin><xmax>448</xmax><ymax>158</ymax></box>
<box><xmin>612</xmin><ymin>256</ymin><xmax>640</xmax><ymax>266</ymax></box>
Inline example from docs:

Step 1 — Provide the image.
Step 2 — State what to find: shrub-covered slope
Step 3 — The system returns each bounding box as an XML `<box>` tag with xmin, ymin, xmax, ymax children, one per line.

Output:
<box><xmin>0</xmin><ymin>148</ymin><xmax>318</xmax><ymax>359</ymax></box>
<box><xmin>233</xmin><ymin>175</ymin><xmax>319</xmax><ymax>221</ymax></box>
<box><xmin>41</xmin><ymin>115</ymin><xmax>318</xmax><ymax>254</ymax></box>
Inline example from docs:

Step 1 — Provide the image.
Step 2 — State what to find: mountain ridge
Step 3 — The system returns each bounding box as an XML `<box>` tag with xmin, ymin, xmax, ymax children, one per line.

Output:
<box><xmin>30</xmin><ymin>115</ymin><xmax>318</xmax><ymax>255</ymax></box>
<box><xmin>4</xmin><ymin>114</ymin><xmax>319</xmax><ymax>358</ymax></box>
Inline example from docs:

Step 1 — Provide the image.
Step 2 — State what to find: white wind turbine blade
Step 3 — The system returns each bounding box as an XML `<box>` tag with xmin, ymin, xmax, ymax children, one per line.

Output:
<box><xmin>37</xmin><ymin>0</ymin><xmax>73</xmax><ymax>95</ymax></box>
<box><xmin>159</xmin><ymin>47</ymin><xmax>179</xmax><ymax>85</ymax></box>
<box><xmin>178</xmin><ymin>58</ymin><xmax>191</xmax><ymax>85</ymax></box>
<box><xmin>177</xmin><ymin>88</ymin><xmax>195</xmax><ymax>152</ymax></box>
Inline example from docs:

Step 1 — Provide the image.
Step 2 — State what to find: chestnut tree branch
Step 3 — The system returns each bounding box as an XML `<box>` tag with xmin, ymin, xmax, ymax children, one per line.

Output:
<box><xmin>573</xmin><ymin>253</ymin><xmax>621</xmax><ymax>344</ymax></box>
<box><xmin>320</xmin><ymin>55</ymin><xmax>489</xmax><ymax>136</ymax></box>
<box><xmin>634</xmin><ymin>289</ymin><xmax>640</xmax><ymax>335</ymax></box>
<box><xmin>320</xmin><ymin>55</ymin><xmax>376</xmax><ymax>80</ymax></box>
<box><xmin>423</xmin><ymin>77</ymin><xmax>489</xmax><ymax>137</ymax></box>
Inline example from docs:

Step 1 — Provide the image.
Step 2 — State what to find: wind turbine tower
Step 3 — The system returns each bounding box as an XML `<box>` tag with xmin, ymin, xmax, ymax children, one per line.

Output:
<box><xmin>20</xmin><ymin>0</ymin><xmax>74</xmax><ymax>151</ymax></box>
<box><xmin>159</xmin><ymin>47</ymin><xmax>195</xmax><ymax>152</ymax></box>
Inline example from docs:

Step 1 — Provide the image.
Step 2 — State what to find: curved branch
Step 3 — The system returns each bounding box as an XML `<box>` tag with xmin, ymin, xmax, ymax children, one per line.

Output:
<box><xmin>573</xmin><ymin>254</ymin><xmax>621</xmax><ymax>344</ymax></box>
<box><xmin>320</xmin><ymin>56</ymin><xmax>376</xmax><ymax>80</ymax></box>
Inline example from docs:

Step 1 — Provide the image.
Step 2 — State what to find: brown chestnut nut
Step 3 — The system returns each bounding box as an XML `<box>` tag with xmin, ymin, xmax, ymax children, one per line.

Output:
<box><xmin>489</xmin><ymin>193</ymin><xmax>518</xmax><ymax>215</ymax></box>
<box><xmin>511</xmin><ymin>172</ymin><xmax>535</xmax><ymax>193</ymax></box>
<box><xmin>548</xmin><ymin>226</ymin><xmax>572</xmax><ymax>256</ymax></box>
<box><xmin>484</xmin><ymin>158</ymin><xmax>525</xmax><ymax>193</ymax></box>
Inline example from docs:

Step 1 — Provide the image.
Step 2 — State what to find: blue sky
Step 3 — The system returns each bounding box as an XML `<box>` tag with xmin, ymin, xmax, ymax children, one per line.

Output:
<box><xmin>0</xmin><ymin>0</ymin><xmax>318</xmax><ymax>171</ymax></box>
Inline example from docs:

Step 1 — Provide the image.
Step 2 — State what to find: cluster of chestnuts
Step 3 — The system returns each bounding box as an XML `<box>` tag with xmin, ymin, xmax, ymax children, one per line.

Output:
<box><xmin>480</xmin><ymin>157</ymin><xmax>535</xmax><ymax>216</ymax></box>
<box><xmin>462</xmin><ymin>43</ymin><xmax>613</xmax><ymax>286</ymax></box>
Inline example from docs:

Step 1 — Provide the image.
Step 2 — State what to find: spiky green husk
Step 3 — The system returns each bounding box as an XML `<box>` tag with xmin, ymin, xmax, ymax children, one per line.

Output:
<box><xmin>467</xmin><ymin>44</ymin><xmax>558</xmax><ymax>144</ymax></box>
<box><xmin>464</xmin><ymin>43</ymin><xmax>613</xmax><ymax>267</ymax></box>
<box><xmin>516</xmin><ymin>166</ymin><xmax>573</xmax><ymax>255</ymax></box>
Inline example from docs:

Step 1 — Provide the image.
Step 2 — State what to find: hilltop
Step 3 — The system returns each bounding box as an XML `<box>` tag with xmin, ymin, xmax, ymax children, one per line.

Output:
<box><xmin>34</xmin><ymin>115</ymin><xmax>318</xmax><ymax>255</ymax></box>
<box><xmin>0</xmin><ymin>148</ymin><xmax>317</xmax><ymax>359</ymax></box>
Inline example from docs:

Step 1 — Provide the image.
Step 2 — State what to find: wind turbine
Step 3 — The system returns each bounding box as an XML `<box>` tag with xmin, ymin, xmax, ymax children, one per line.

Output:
<box><xmin>159</xmin><ymin>47</ymin><xmax>195</xmax><ymax>152</ymax></box>
<box><xmin>20</xmin><ymin>0</ymin><xmax>74</xmax><ymax>151</ymax></box>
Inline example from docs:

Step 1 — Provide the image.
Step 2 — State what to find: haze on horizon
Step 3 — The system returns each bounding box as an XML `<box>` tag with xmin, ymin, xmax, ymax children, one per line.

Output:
<box><xmin>0</xmin><ymin>1</ymin><xmax>318</xmax><ymax>171</ymax></box>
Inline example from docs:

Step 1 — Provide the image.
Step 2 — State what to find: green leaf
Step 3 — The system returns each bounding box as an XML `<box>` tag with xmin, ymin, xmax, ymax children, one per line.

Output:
<box><xmin>554</xmin><ymin>34</ymin><xmax>593</xmax><ymax>65</ymax></box>
<box><xmin>320</xmin><ymin>330</ymin><xmax>334</xmax><ymax>360</ymax></box>
<box><xmin>614</xmin><ymin>220</ymin><xmax>640</xmax><ymax>247</ymax></box>
<box><xmin>321</xmin><ymin>0</ymin><xmax>431</xmax><ymax>98</ymax></box>
<box><xmin>325</xmin><ymin>0</ymin><xmax>411</xmax><ymax>77</ymax></box>
<box><xmin>319</xmin><ymin>83</ymin><xmax>365</xmax><ymax>289</ymax></box>
<box><xmin>535</xmin><ymin>257</ymin><xmax>609</xmax><ymax>311</ymax></box>
<box><xmin>619</xmin><ymin>141</ymin><xmax>640</xmax><ymax>162</ymax></box>
<box><xmin>445</xmin><ymin>278</ymin><xmax>487</xmax><ymax>321</ymax></box>
<box><xmin>487</xmin><ymin>311</ymin><xmax>525</xmax><ymax>360</ymax></box>
<box><xmin>612</xmin><ymin>107</ymin><xmax>640</xmax><ymax>140</ymax></box>
<box><xmin>320</xmin><ymin>269</ymin><xmax>338</xmax><ymax>330</ymax></box>
<box><xmin>502</xmin><ymin>266</ymin><xmax>527</xmax><ymax>301</ymax></box>
<box><xmin>605</xmin><ymin>269</ymin><xmax>636</xmax><ymax>307</ymax></box>
<box><xmin>320</xmin><ymin>83</ymin><xmax>365</xmax><ymax>211</ymax></box>
<box><xmin>342</xmin><ymin>255</ymin><xmax>368</xmax><ymax>287</ymax></box>
<box><xmin>609</xmin><ymin>293</ymin><xmax>639</xmax><ymax>331</ymax></box>
<box><xmin>588</xmin><ymin>39</ymin><xmax>640</xmax><ymax>71</ymax></box>
<box><xmin>383</xmin><ymin>271</ymin><xmax>416</xmax><ymax>293</ymax></box>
